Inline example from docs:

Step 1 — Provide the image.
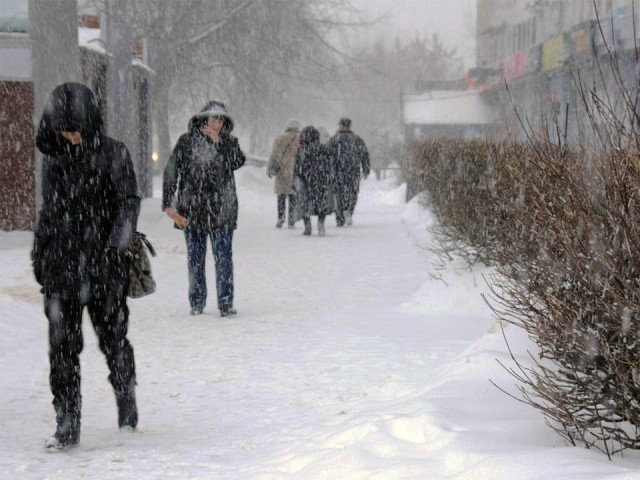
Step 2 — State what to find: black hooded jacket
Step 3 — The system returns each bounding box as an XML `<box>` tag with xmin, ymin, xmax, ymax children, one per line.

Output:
<box><xmin>162</xmin><ymin>105</ymin><xmax>246</xmax><ymax>233</ymax></box>
<box><xmin>32</xmin><ymin>82</ymin><xmax>141</xmax><ymax>298</ymax></box>
<box><xmin>293</xmin><ymin>126</ymin><xmax>335</xmax><ymax>216</ymax></box>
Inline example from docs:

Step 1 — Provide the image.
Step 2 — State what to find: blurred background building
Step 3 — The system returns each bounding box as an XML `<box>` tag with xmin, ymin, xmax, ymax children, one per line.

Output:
<box><xmin>0</xmin><ymin>0</ymin><xmax>153</xmax><ymax>231</ymax></box>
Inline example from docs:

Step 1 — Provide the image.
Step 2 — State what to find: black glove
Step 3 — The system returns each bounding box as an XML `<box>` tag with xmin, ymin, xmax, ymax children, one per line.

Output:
<box><xmin>31</xmin><ymin>243</ymin><xmax>44</xmax><ymax>286</ymax></box>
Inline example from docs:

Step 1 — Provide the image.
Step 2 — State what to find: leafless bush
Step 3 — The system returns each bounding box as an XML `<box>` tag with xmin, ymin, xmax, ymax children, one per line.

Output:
<box><xmin>406</xmin><ymin>85</ymin><xmax>640</xmax><ymax>457</ymax></box>
<box><xmin>405</xmin><ymin>139</ymin><xmax>529</xmax><ymax>266</ymax></box>
<box><xmin>487</xmin><ymin>136</ymin><xmax>640</xmax><ymax>456</ymax></box>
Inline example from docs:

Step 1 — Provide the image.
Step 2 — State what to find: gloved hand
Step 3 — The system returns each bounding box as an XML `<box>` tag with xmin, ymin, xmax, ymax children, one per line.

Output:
<box><xmin>31</xmin><ymin>242</ymin><xmax>44</xmax><ymax>286</ymax></box>
<box><xmin>32</xmin><ymin>254</ymin><xmax>44</xmax><ymax>286</ymax></box>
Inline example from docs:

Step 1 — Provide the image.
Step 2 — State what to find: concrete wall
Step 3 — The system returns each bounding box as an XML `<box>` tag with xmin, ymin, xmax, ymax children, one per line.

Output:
<box><xmin>0</xmin><ymin>80</ymin><xmax>34</xmax><ymax>230</ymax></box>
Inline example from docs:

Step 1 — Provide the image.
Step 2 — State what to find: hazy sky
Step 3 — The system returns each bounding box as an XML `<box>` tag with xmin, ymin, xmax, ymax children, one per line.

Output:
<box><xmin>347</xmin><ymin>0</ymin><xmax>476</xmax><ymax>69</ymax></box>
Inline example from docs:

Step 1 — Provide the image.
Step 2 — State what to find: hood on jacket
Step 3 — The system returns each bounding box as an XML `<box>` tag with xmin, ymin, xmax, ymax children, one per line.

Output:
<box><xmin>299</xmin><ymin>126</ymin><xmax>320</xmax><ymax>146</ymax></box>
<box><xmin>36</xmin><ymin>82</ymin><xmax>103</xmax><ymax>156</ymax></box>
<box><xmin>189</xmin><ymin>100</ymin><xmax>234</xmax><ymax>133</ymax></box>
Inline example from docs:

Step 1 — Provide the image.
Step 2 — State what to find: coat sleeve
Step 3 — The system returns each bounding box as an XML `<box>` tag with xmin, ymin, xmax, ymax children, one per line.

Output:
<box><xmin>162</xmin><ymin>135</ymin><xmax>184</xmax><ymax>211</ymax></box>
<box><xmin>31</xmin><ymin>157</ymin><xmax>60</xmax><ymax>284</ymax></box>
<box><xmin>107</xmin><ymin>142</ymin><xmax>141</xmax><ymax>253</ymax></box>
<box><xmin>226</xmin><ymin>135</ymin><xmax>246</xmax><ymax>171</ymax></box>
<box><xmin>358</xmin><ymin>137</ymin><xmax>371</xmax><ymax>177</ymax></box>
<box><xmin>266</xmin><ymin>136</ymin><xmax>280</xmax><ymax>176</ymax></box>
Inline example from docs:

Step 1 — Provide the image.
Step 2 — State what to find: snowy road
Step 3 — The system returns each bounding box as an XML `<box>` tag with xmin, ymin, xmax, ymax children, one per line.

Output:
<box><xmin>2</xmin><ymin>166</ymin><xmax>640</xmax><ymax>479</ymax></box>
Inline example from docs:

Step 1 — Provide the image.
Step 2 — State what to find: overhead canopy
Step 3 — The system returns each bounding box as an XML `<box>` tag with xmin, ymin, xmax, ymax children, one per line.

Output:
<box><xmin>403</xmin><ymin>90</ymin><xmax>494</xmax><ymax>126</ymax></box>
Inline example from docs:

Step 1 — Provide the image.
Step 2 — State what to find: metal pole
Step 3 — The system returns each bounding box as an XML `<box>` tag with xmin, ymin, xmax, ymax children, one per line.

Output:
<box><xmin>28</xmin><ymin>0</ymin><xmax>80</xmax><ymax>214</ymax></box>
<box><xmin>104</xmin><ymin>0</ymin><xmax>136</xmax><ymax>181</ymax></box>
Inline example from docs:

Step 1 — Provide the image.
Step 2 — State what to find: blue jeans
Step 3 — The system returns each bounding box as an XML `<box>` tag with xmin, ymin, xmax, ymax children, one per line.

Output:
<box><xmin>184</xmin><ymin>229</ymin><xmax>234</xmax><ymax>311</ymax></box>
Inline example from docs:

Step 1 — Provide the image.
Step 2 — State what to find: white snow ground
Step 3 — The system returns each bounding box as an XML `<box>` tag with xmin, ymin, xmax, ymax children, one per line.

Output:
<box><xmin>1</xmin><ymin>165</ymin><xmax>640</xmax><ymax>479</ymax></box>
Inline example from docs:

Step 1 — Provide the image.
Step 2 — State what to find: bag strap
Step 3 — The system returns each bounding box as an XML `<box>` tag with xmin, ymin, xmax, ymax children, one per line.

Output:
<box><xmin>136</xmin><ymin>232</ymin><xmax>157</xmax><ymax>257</ymax></box>
<box><xmin>284</xmin><ymin>135</ymin><xmax>296</xmax><ymax>156</ymax></box>
<box><xmin>277</xmin><ymin>135</ymin><xmax>297</xmax><ymax>165</ymax></box>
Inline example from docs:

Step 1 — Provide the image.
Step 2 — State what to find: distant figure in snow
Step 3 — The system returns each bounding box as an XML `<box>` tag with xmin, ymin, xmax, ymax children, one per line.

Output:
<box><xmin>293</xmin><ymin>126</ymin><xmax>336</xmax><ymax>236</ymax></box>
<box><xmin>370</xmin><ymin>129</ymin><xmax>391</xmax><ymax>181</ymax></box>
<box><xmin>267</xmin><ymin>118</ymin><xmax>300</xmax><ymax>228</ymax></box>
<box><xmin>32</xmin><ymin>82</ymin><xmax>140</xmax><ymax>450</ymax></box>
<box><xmin>327</xmin><ymin>117</ymin><xmax>370</xmax><ymax>227</ymax></box>
<box><xmin>162</xmin><ymin>100</ymin><xmax>246</xmax><ymax>317</ymax></box>
<box><xmin>317</xmin><ymin>126</ymin><xmax>330</xmax><ymax>144</ymax></box>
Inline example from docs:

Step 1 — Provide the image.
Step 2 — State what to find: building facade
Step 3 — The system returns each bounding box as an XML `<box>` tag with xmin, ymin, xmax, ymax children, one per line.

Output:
<box><xmin>474</xmin><ymin>0</ymin><xmax>640</xmax><ymax>144</ymax></box>
<box><xmin>0</xmin><ymin>2</ymin><xmax>153</xmax><ymax>231</ymax></box>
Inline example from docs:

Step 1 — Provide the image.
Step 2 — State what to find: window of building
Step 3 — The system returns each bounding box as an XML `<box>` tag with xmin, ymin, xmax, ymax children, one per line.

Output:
<box><xmin>0</xmin><ymin>0</ymin><xmax>28</xmax><ymax>33</ymax></box>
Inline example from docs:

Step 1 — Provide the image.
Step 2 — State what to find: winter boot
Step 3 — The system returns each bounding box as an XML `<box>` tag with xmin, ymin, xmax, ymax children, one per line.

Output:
<box><xmin>318</xmin><ymin>218</ymin><xmax>326</xmax><ymax>237</ymax></box>
<box><xmin>116</xmin><ymin>386</ymin><xmax>138</xmax><ymax>430</ymax></box>
<box><xmin>220</xmin><ymin>305</ymin><xmax>238</xmax><ymax>317</ymax></box>
<box><xmin>276</xmin><ymin>218</ymin><xmax>284</xmax><ymax>228</ymax></box>
<box><xmin>45</xmin><ymin>411</ymin><xmax>80</xmax><ymax>450</ymax></box>
<box><xmin>303</xmin><ymin>217</ymin><xmax>312</xmax><ymax>236</ymax></box>
<box><xmin>345</xmin><ymin>211</ymin><xmax>353</xmax><ymax>226</ymax></box>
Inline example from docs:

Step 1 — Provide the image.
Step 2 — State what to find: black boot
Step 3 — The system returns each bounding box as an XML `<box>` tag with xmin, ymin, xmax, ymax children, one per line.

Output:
<box><xmin>116</xmin><ymin>387</ymin><xmax>138</xmax><ymax>430</ymax></box>
<box><xmin>45</xmin><ymin>410</ymin><xmax>80</xmax><ymax>450</ymax></box>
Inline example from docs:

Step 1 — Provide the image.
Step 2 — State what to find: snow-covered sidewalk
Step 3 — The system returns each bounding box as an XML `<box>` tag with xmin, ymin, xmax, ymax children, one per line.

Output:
<box><xmin>1</xmin><ymin>166</ymin><xmax>640</xmax><ymax>479</ymax></box>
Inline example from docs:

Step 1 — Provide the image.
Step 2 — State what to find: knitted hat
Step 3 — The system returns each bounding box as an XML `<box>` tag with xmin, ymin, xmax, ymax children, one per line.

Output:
<box><xmin>338</xmin><ymin>117</ymin><xmax>351</xmax><ymax>128</ymax></box>
<box><xmin>285</xmin><ymin>118</ymin><xmax>301</xmax><ymax>131</ymax></box>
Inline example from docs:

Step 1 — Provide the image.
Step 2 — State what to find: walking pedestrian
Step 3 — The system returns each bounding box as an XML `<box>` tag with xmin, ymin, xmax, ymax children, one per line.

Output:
<box><xmin>162</xmin><ymin>100</ymin><xmax>246</xmax><ymax>317</ymax></box>
<box><xmin>327</xmin><ymin>118</ymin><xmax>370</xmax><ymax>227</ymax></box>
<box><xmin>293</xmin><ymin>126</ymin><xmax>336</xmax><ymax>236</ymax></box>
<box><xmin>267</xmin><ymin>118</ymin><xmax>300</xmax><ymax>228</ymax></box>
<box><xmin>32</xmin><ymin>82</ymin><xmax>141</xmax><ymax>450</ymax></box>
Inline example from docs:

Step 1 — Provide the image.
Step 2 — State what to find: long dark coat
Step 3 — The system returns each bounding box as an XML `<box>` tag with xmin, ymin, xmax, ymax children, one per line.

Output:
<box><xmin>327</xmin><ymin>130</ymin><xmax>370</xmax><ymax>183</ymax></box>
<box><xmin>162</xmin><ymin>116</ymin><xmax>246</xmax><ymax>233</ymax></box>
<box><xmin>32</xmin><ymin>82</ymin><xmax>140</xmax><ymax>299</ymax></box>
<box><xmin>293</xmin><ymin>126</ymin><xmax>335</xmax><ymax>217</ymax></box>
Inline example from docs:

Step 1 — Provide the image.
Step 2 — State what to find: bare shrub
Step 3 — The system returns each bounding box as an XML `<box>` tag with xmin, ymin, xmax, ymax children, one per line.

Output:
<box><xmin>488</xmin><ymin>139</ymin><xmax>640</xmax><ymax>456</ymax></box>
<box><xmin>405</xmin><ymin>139</ymin><xmax>529</xmax><ymax>266</ymax></box>
<box><xmin>406</xmin><ymin>93</ymin><xmax>640</xmax><ymax>457</ymax></box>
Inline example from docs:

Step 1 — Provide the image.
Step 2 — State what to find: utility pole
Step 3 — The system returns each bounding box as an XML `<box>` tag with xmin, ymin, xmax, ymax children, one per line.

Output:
<box><xmin>28</xmin><ymin>0</ymin><xmax>80</xmax><ymax>213</ymax></box>
<box><xmin>103</xmin><ymin>0</ymin><xmax>136</xmax><ymax>177</ymax></box>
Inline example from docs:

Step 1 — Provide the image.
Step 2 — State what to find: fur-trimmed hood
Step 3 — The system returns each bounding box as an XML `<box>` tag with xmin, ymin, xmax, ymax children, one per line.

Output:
<box><xmin>188</xmin><ymin>100</ymin><xmax>234</xmax><ymax>133</ymax></box>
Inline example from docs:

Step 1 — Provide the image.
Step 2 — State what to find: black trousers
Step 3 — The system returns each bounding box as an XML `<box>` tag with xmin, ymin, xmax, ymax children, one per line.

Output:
<box><xmin>277</xmin><ymin>194</ymin><xmax>296</xmax><ymax>226</ymax></box>
<box><xmin>303</xmin><ymin>214</ymin><xmax>326</xmax><ymax>231</ymax></box>
<box><xmin>336</xmin><ymin>177</ymin><xmax>360</xmax><ymax>224</ymax></box>
<box><xmin>45</xmin><ymin>291</ymin><xmax>136</xmax><ymax>420</ymax></box>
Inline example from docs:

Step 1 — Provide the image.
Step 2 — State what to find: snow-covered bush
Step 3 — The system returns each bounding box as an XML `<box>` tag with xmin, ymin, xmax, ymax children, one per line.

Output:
<box><xmin>409</xmin><ymin>134</ymin><xmax>640</xmax><ymax>457</ymax></box>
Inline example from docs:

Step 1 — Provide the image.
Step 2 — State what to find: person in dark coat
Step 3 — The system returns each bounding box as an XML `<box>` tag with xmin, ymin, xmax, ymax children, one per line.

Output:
<box><xmin>32</xmin><ymin>82</ymin><xmax>141</xmax><ymax>450</ymax></box>
<box><xmin>327</xmin><ymin>117</ymin><xmax>370</xmax><ymax>227</ymax></box>
<box><xmin>162</xmin><ymin>100</ymin><xmax>246</xmax><ymax>316</ymax></box>
<box><xmin>293</xmin><ymin>126</ymin><xmax>335</xmax><ymax>236</ymax></box>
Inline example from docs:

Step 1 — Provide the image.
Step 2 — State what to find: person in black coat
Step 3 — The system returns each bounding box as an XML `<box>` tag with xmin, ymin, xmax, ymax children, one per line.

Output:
<box><xmin>293</xmin><ymin>126</ymin><xmax>335</xmax><ymax>236</ymax></box>
<box><xmin>32</xmin><ymin>82</ymin><xmax>141</xmax><ymax>450</ymax></box>
<box><xmin>327</xmin><ymin>117</ymin><xmax>370</xmax><ymax>227</ymax></box>
<box><xmin>162</xmin><ymin>101</ymin><xmax>246</xmax><ymax>316</ymax></box>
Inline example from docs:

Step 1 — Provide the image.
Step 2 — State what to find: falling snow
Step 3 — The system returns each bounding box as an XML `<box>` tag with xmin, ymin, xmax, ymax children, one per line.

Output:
<box><xmin>1</xmin><ymin>168</ymin><xmax>640</xmax><ymax>478</ymax></box>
